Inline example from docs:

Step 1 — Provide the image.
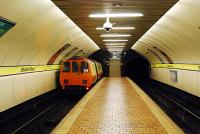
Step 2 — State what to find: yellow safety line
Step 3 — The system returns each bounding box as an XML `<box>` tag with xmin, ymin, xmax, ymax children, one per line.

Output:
<box><xmin>151</xmin><ymin>64</ymin><xmax>200</xmax><ymax>71</ymax></box>
<box><xmin>126</xmin><ymin>78</ymin><xmax>184</xmax><ymax>134</ymax></box>
<box><xmin>0</xmin><ymin>65</ymin><xmax>60</xmax><ymax>76</ymax></box>
<box><xmin>51</xmin><ymin>78</ymin><xmax>105</xmax><ymax>134</ymax></box>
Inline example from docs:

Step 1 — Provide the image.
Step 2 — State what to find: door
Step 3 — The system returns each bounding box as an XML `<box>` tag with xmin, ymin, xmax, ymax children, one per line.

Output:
<box><xmin>109</xmin><ymin>58</ymin><xmax>121</xmax><ymax>77</ymax></box>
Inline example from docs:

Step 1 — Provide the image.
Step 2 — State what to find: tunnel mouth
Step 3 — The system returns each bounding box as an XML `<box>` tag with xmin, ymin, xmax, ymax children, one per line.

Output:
<box><xmin>121</xmin><ymin>49</ymin><xmax>150</xmax><ymax>83</ymax></box>
<box><xmin>89</xmin><ymin>49</ymin><xmax>150</xmax><ymax>79</ymax></box>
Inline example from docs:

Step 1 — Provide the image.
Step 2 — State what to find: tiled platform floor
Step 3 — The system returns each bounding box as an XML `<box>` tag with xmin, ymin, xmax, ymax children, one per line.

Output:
<box><xmin>52</xmin><ymin>77</ymin><xmax>183</xmax><ymax>134</ymax></box>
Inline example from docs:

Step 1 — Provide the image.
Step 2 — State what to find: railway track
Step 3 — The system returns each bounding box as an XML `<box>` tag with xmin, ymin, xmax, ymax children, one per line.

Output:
<box><xmin>137</xmin><ymin>79</ymin><xmax>200</xmax><ymax>134</ymax></box>
<box><xmin>0</xmin><ymin>89</ymin><xmax>82</xmax><ymax>134</ymax></box>
<box><xmin>11</xmin><ymin>102</ymin><xmax>57</xmax><ymax>134</ymax></box>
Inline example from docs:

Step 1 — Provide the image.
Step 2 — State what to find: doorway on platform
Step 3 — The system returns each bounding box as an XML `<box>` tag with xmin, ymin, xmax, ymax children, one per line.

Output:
<box><xmin>109</xmin><ymin>58</ymin><xmax>121</xmax><ymax>77</ymax></box>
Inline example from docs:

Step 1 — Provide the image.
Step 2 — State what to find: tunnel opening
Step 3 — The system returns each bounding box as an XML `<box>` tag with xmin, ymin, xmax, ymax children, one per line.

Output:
<box><xmin>89</xmin><ymin>49</ymin><xmax>150</xmax><ymax>80</ymax></box>
<box><xmin>121</xmin><ymin>49</ymin><xmax>150</xmax><ymax>83</ymax></box>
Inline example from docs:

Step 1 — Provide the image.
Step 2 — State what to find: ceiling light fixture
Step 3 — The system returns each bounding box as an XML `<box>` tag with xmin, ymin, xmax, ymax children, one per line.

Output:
<box><xmin>103</xmin><ymin>39</ymin><xmax>128</xmax><ymax>42</ymax></box>
<box><xmin>105</xmin><ymin>43</ymin><xmax>127</xmax><ymax>46</ymax></box>
<box><xmin>106</xmin><ymin>46</ymin><xmax>125</xmax><ymax>48</ymax></box>
<box><xmin>106</xmin><ymin>46</ymin><xmax>126</xmax><ymax>48</ymax></box>
<box><xmin>101</xmin><ymin>34</ymin><xmax>131</xmax><ymax>37</ymax></box>
<box><xmin>108</xmin><ymin>48</ymin><xmax>123</xmax><ymax>50</ymax></box>
<box><xmin>108</xmin><ymin>49</ymin><xmax>123</xmax><ymax>52</ymax></box>
<box><xmin>89</xmin><ymin>13</ymin><xmax>143</xmax><ymax>18</ymax></box>
<box><xmin>96</xmin><ymin>27</ymin><xmax>135</xmax><ymax>30</ymax></box>
<box><xmin>108</xmin><ymin>47</ymin><xmax>124</xmax><ymax>50</ymax></box>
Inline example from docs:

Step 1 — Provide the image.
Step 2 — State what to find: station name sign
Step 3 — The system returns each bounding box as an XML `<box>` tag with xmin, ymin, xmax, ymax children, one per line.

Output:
<box><xmin>20</xmin><ymin>67</ymin><xmax>35</xmax><ymax>72</ymax></box>
<box><xmin>0</xmin><ymin>65</ymin><xmax>60</xmax><ymax>76</ymax></box>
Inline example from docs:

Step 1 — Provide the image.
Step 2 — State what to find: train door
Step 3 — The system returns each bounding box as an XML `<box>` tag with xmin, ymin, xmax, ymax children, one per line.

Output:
<box><xmin>70</xmin><ymin>61</ymin><xmax>81</xmax><ymax>84</ymax></box>
<box><xmin>109</xmin><ymin>58</ymin><xmax>121</xmax><ymax>77</ymax></box>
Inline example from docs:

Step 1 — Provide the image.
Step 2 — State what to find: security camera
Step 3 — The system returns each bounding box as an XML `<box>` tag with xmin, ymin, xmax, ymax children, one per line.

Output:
<box><xmin>103</xmin><ymin>17</ymin><xmax>112</xmax><ymax>32</ymax></box>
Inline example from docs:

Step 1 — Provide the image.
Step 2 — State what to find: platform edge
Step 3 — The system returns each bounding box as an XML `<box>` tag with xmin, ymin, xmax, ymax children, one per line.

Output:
<box><xmin>51</xmin><ymin>78</ymin><xmax>105</xmax><ymax>134</ymax></box>
<box><xmin>126</xmin><ymin>77</ymin><xmax>184</xmax><ymax>134</ymax></box>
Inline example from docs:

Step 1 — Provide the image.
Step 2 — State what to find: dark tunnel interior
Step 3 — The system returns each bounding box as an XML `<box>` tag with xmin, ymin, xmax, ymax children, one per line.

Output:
<box><xmin>121</xmin><ymin>50</ymin><xmax>150</xmax><ymax>83</ymax></box>
<box><xmin>89</xmin><ymin>49</ymin><xmax>150</xmax><ymax>83</ymax></box>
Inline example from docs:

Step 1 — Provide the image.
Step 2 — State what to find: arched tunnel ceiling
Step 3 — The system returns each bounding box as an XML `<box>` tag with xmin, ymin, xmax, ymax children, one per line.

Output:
<box><xmin>52</xmin><ymin>0</ymin><xmax>178</xmax><ymax>50</ymax></box>
<box><xmin>132</xmin><ymin>0</ymin><xmax>200</xmax><ymax>65</ymax></box>
<box><xmin>0</xmin><ymin>0</ymin><xmax>99</xmax><ymax>66</ymax></box>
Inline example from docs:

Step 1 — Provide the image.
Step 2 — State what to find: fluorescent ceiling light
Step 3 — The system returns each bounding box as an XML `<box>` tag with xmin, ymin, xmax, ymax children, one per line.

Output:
<box><xmin>107</xmin><ymin>48</ymin><xmax>124</xmax><ymax>50</ymax></box>
<box><xmin>106</xmin><ymin>46</ymin><xmax>125</xmax><ymax>48</ymax></box>
<box><xmin>106</xmin><ymin>45</ymin><xmax>126</xmax><ymax>48</ymax></box>
<box><xmin>108</xmin><ymin>50</ymin><xmax>123</xmax><ymax>52</ymax></box>
<box><xmin>108</xmin><ymin>49</ymin><xmax>123</xmax><ymax>52</ymax></box>
<box><xmin>105</xmin><ymin>43</ymin><xmax>126</xmax><ymax>46</ymax></box>
<box><xmin>107</xmin><ymin>48</ymin><xmax>124</xmax><ymax>51</ymax></box>
<box><xmin>96</xmin><ymin>27</ymin><xmax>135</xmax><ymax>30</ymax></box>
<box><xmin>108</xmin><ymin>47</ymin><xmax>123</xmax><ymax>49</ymax></box>
<box><xmin>103</xmin><ymin>39</ymin><xmax>128</xmax><ymax>42</ymax></box>
<box><xmin>108</xmin><ymin>48</ymin><xmax>123</xmax><ymax>50</ymax></box>
<box><xmin>89</xmin><ymin>13</ymin><xmax>143</xmax><ymax>18</ymax></box>
<box><xmin>101</xmin><ymin>34</ymin><xmax>131</xmax><ymax>37</ymax></box>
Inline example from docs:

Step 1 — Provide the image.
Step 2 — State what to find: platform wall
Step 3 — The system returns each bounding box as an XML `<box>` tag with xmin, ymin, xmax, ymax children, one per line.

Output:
<box><xmin>151</xmin><ymin>67</ymin><xmax>200</xmax><ymax>97</ymax></box>
<box><xmin>0</xmin><ymin>70</ymin><xmax>58</xmax><ymax>112</ymax></box>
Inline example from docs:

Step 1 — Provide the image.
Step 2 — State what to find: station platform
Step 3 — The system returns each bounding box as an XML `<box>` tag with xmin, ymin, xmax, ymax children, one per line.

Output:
<box><xmin>52</xmin><ymin>77</ymin><xmax>183</xmax><ymax>134</ymax></box>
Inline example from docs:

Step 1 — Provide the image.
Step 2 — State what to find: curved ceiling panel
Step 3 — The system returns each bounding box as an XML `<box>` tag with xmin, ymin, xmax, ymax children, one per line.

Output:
<box><xmin>133</xmin><ymin>42</ymin><xmax>160</xmax><ymax>64</ymax></box>
<box><xmin>0</xmin><ymin>0</ymin><xmax>99</xmax><ymax>66</ymax></box>
<box><xmin>132</xmin><ymin>0</ymin><xmax>200</xmax><ymax>64</ymax></box>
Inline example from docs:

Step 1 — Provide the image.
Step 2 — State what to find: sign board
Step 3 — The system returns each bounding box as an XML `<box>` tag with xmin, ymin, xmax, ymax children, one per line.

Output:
<box><xmin>170</xmin><ymin>70</ymin><xmax>177</xmax><ymax>82</ymax></box>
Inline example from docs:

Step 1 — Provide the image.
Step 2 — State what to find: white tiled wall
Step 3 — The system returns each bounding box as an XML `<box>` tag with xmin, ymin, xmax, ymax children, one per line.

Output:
<box><xmin>14</xmin><ymin>74</ymin><xmax>27</xmax><ymax>105</ymax></box>
<box><xmin>0</xmin><ymin>76</ymin><xmax>14</xmax><ymax>112</ymax></box>
<box><xmin>151</xmin><ymin>68</ymin><xmax>200</xmax><ymax>97</ymax></box>
<box><xmin>0</xmin><ymin>70</ymin><xmax>58</xmax><ymax>112</ymax></box>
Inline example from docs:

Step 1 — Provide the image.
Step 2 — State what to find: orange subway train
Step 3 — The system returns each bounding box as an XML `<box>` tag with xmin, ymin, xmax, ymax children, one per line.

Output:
<box><xmin>60</xmin><ymin>56</ymin><xmax>103</xmax><ymax>93</ymax></box>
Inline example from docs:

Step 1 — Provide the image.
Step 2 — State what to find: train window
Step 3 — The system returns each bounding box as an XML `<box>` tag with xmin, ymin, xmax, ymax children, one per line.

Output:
<box><xmin>0</xmin><ymin>17</ymin><xmax>16</xmax><ymax>37</ymax></box>
<box><xmin>81</xmin><ymin>62</ymin><xmax>88</xmax><ymax>73</ymax></box>
<box><xmin>72</xmin><ymin>62</ymin><xmax>79</xmax><ymax>72</ymax></box>
<box><xmin>63</xmin><ymin>62</ymin><xmax>71</xmax><ymax>72</ymax></box>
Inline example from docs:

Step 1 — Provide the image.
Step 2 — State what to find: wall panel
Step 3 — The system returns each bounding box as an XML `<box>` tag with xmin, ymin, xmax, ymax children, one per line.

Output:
<box><xmin>0</xmin><ymin>76</ymin><xmax>14</xmax><ymax>111</ymax></box>
<box><xmin>13</xmin><ymin>74</ymin><xmax>27</xmax><ymax>105</ymax></box>
<box><xmin>151</xmin><ymin>67</ymin><xmax>200</xmax><ymax>97</ymax></box>
<box><xmin>0</xmin><ymin>70</ymin><xmax>58</xmax><ymax>112</ymax></box>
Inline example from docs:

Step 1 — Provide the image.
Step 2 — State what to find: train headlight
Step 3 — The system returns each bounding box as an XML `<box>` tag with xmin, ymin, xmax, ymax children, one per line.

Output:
<box><xmin>83</xmin><ymin>80</ymin><xmax>87</xmax><ymax>84</ymax></box>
